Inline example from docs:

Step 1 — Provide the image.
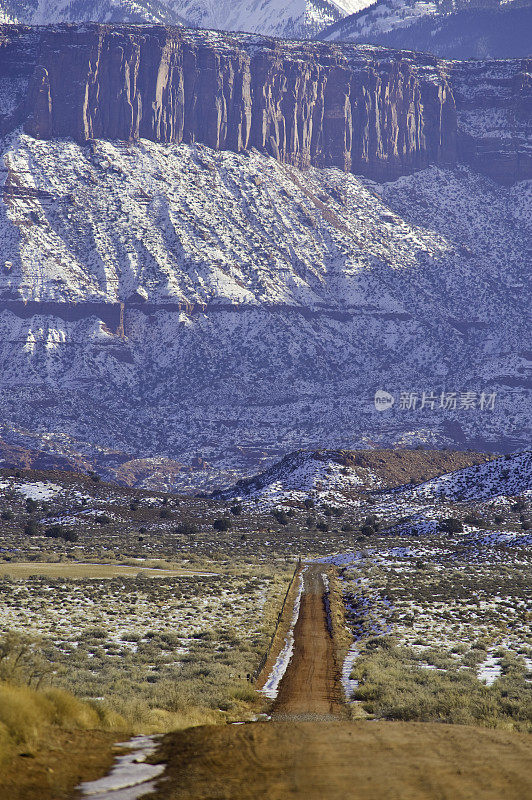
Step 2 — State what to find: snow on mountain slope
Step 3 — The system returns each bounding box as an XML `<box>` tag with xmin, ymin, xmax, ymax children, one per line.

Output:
<box><xmin>320</xmin><ymin>1</ymin><xmax>531</xmax><ymax>59</ymax></box>
<box><xmin>212</xmin><ymin>450</ymin><xmax>378</xmax><ymax>506</ymax></box>
<box><xmin>0</xmin><ymin>133</ymin><xmax>530</xmax><ymax>487</ymax></box>
<box><xmin>320</xmin><ymin>0</ymin><xmax>438</xmax><ymax>41</ymax></box>
<box><xmin>0</xmin><ymin>0</ymin><xmax>190</xmax><ymax>25</ymax></box>
<box><xmin>0</xmin><ymin>0</ymin><xmax>373</xmax><ymax>35</ymax></box>
<box><xmin>165</xmin><ymin>0</ymin><xmax>370</xmax><ymax>38</ymax></box>
<box><xmin>408</xmin><ymin>450</ymin><xmax>532</xmax><ymax>501</ymax></box>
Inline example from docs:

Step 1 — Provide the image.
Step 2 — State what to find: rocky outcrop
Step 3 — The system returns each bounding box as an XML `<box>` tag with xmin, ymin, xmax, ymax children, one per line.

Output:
<box><xmin>0</xmin><ymin>23</ymin><xmax>529</xmax><ymax>182</ymax></box>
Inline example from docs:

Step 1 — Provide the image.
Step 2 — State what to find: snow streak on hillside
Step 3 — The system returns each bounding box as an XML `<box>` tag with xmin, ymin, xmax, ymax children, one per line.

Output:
<box><xmin>0</xmin><ymin>133</ymin><xmax>530</xmax><ymax>486</ymax></box>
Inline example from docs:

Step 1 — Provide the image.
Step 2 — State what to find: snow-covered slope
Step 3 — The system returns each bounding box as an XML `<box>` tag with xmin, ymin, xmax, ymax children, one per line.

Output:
<box><xmin>166</xmin><ymin>0</ymin><xmax>372</xmax><ymax>38</ymax></box>
<box><xmin>212</xmin><ymin>450</ymin><xmax>378</xmax><ymax>506</ymax></box>
<box><xmin>210</xmin><ymin>447</ymin><xmax>495</xmax><ymax>506</ymax></box>
<box><xmin>0</xmin><ymin>0</ymin><xmax>191</xmax><ymax>25</ymax></box>
<box><xmin>320</xmin><ymin>0</ymin><xmax>438</xmax><ymax>41</ymax></box>
<box><xmin>320</xmin><ymin>1</ymin><xmax>532</xmax><ymax>59</ymax></box>
<box><xmin>409</xmin><ymin>450</ymin><xmax>532</xmax><ymax>502</ymax></box>
<box><xmin>0</xmin><ymin>0</ymin><xmax>373</xmax><ymax>36</ymax></box>
<box><xmin>0</xmin><ymin>133</ymin><xmax>530</xmax><ymax>488</ymax></box>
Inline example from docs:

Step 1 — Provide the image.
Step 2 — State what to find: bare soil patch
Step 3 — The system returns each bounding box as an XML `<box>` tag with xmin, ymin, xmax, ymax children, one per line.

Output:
<box><xmin>0</xmin><ymin>728</ymin><xmax>123</xmax><ymax>800</ymax></box>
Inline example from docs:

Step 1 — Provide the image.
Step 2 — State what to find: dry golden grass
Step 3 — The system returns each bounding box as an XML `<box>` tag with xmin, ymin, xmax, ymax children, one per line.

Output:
<box><xmin>0</xmin><ymin>561</ymin><xmax>216</xmax><ymax>579</ymax></box>
<box><xmin>0</xmin><ymin>681</ymin><xmax>126</xmax><ymax>762</ymax></box>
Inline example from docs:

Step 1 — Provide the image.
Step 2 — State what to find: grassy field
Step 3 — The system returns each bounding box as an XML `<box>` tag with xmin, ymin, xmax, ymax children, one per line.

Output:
<box><xmin>0</xmin><ymin>561</ymin><xmax>217</xmax><ymax>579</ymax></box>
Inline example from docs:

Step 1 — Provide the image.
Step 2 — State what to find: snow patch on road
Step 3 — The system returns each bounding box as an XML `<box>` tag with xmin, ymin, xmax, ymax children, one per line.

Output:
<box><xmin>79</xmin><ymin>735</ymin><xmax>164</xmax><ymax>800</ymax></box>
<box><xmin>342</xmin><ymin>643</ymin><xmax>360</xmax><ymax>700</ymax></box>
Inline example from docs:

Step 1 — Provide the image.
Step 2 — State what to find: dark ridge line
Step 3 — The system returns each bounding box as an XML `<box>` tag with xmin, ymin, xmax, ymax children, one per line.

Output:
<box><xmin>0</xmin><ymin>300</ymin><xmax>413</xmax><ymax>327</ymax></box>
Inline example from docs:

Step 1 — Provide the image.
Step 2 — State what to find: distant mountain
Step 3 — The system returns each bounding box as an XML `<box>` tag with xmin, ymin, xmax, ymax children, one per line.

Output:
<box><xmin>319</xmin><ymin>1</ymin><xmax>532</xmax><ymax>59</ymax></box>
<box><xmin>0</xmin><ymin>25</ymin><xmax>530</xmax><ymax>489</ymax></box>
<box><xmin>0</xmin><ymin>0</ymin><xmax>373</xmax><ymax>36</ymax></box>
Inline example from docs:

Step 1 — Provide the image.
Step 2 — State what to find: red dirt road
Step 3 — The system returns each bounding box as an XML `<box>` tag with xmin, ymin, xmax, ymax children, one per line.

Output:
<box><xmin>271</xmin><ymin>566</ymin><xmax>345</xmax><ymax>720</ymax></box>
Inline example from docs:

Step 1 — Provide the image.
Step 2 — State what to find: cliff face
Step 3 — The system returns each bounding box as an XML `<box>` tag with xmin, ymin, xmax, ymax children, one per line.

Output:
<box><xmin>1</xmin><ymin>24</ymin><xmax>529</xmax><ymax>183</ymax></box>
<box><xmin>0</xmin><ymin>24</ymin><xmax>460</xmax><ymax>181</ymax></box>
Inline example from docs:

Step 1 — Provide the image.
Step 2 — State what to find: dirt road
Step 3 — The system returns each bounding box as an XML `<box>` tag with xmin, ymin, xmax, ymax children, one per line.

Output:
<box><xmin>271</xmin><ymin>566</ymin><xmax>344</xmax><ymax>720</ymax></box>
<box><xmin>151</xmin><ymin>563</ymin><xmax>532</xmax><ymax>800</ymax></box>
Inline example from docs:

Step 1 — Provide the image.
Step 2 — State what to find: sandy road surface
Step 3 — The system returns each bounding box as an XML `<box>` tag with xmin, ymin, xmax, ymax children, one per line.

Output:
<box><xmin>151</xmin><ymin>719</ymin><xmax>532</xmax><ymax>800</ymax></box>
<box><xmin>271</xmin><ymin>566</ymin><xmax>345</xmax><ymax>720</ymax></box>
<box><xmin>150</xmin><ymin>563</ymin><xmax>532</xmax><ymax>800</ymax></box>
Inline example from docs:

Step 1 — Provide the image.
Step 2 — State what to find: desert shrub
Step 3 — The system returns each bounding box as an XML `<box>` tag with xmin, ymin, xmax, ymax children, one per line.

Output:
<box><xmin>159</xmin><ymin>508</ymin><xmax>172</xmax><ymax>520</ymax></box>
<box><xmin>230</xmin><ymin>505</ymin><xmax>243</xmax><ymax>516</ymax></box>
<box><xmin>316</xmin><ymin>521</ymin><xmax>328</xmax><ymax>532</ymax></box>
<box><xmin>174</xmin><ymin>521</ymin><xmax>198</xmax><ymax>535</ymax></box>
<box><xmin>1</xmin><ymin>510</ymin><xmax>13</xmax><ymax>521</ymax></box>
<box><xmin>231</xmin><ymin>684</ymin><xmax>258</xmax><ymax>703</ymax></box>
<box><xmin>464</xmin><ymin>514</ymin><xmax>485</xmax><ymax>526</ymax></box>
<box><xmin>351</xmin><ymin>642</ymin><xmax>532</xmax><ymax>731</ymax></box>
<box><xmin>440</xmin><ymin>518</ymin><xmax>463</xmax><ymax>534</ymax></box>
<box><xmin>213</xmin><ymin>518</ymin><xmax>232</xmax><ymax>532</ymax></box>
<box><xmin>44</xmin><ymin>524</ymin><xmax>77</xmax><ymax>542</ymax></box>
<box><xmin>81</xmin><ymin>627</ymin><xmax>108</xmax><ymax>640</ymax></box>
<box><xmin>271</xmin><ymin>509</ymin><xmax>289</xmax><ymax>525</ymax></box>
<box><xmin>24</xmin><ymin>520</ymin><xmax>40</xmax><ymax>536</ymax></box>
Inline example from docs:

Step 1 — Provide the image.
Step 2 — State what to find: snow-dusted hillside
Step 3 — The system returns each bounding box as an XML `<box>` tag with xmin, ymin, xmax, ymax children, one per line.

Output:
<box><xmin>320</xmin><ymin>0</ymin><xmax>531</xmax><ymax>59</ymax></box>
<box><xmin>212</xmin><ymin>450</ymin><xmax>378</xmax><ymax>507</ymax></box>
<box><xmin>166</xmin><ymin>0</ymin><xmax>372</xmax><ymax>38</ymax></box>
<box><xmin>0</xmin><ymin>0</ymin><xmax>373</xmax><ymax>36</ymax></box>
<box><xmin>0</xmin><ymin>0</ymin><xmax>191</xmax><ymax>25</ymax></box>
<box><xmin>0</xmin><ymin>133</ymin><xmax>530</xmax><ymax>488</ymax></box>
<box><xmin>321</xmin><ymin>0</ymin><xmax>438</xmax><ymax>42</ymax></box>
<box><xmin>408</xmin><ymin>450</ymin><xmax>532</xmax><ymax>502</ymax></box>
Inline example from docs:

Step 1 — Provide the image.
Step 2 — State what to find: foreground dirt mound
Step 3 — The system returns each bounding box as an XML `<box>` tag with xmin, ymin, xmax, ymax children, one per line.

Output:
<box><xmin>152</xmin><ymin>720</ymin><xmax>532</xmax><ymax>800</ymax></box>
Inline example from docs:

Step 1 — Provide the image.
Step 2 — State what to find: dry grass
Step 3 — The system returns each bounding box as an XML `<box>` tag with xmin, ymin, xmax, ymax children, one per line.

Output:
<box><xmin>0</xmin><ymin>680</ymin><xmax>126</xmax><ymax>762</ymax></box>
<box><xmin>0</xmin><ymin>562</ymin><xmax>215</xmax><ymax>579</ymax></box>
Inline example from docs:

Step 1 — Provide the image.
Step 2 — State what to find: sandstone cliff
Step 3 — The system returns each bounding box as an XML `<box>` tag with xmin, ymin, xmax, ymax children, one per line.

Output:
<box><xmin>0</xmin><ymin>23</ymin><xmax>455</xmax><ymax>182</ymax></box>
<box><xmin>0</xmin><ymin>24</ymin><xmax>529</xmax><ymax>183</ymax></box>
